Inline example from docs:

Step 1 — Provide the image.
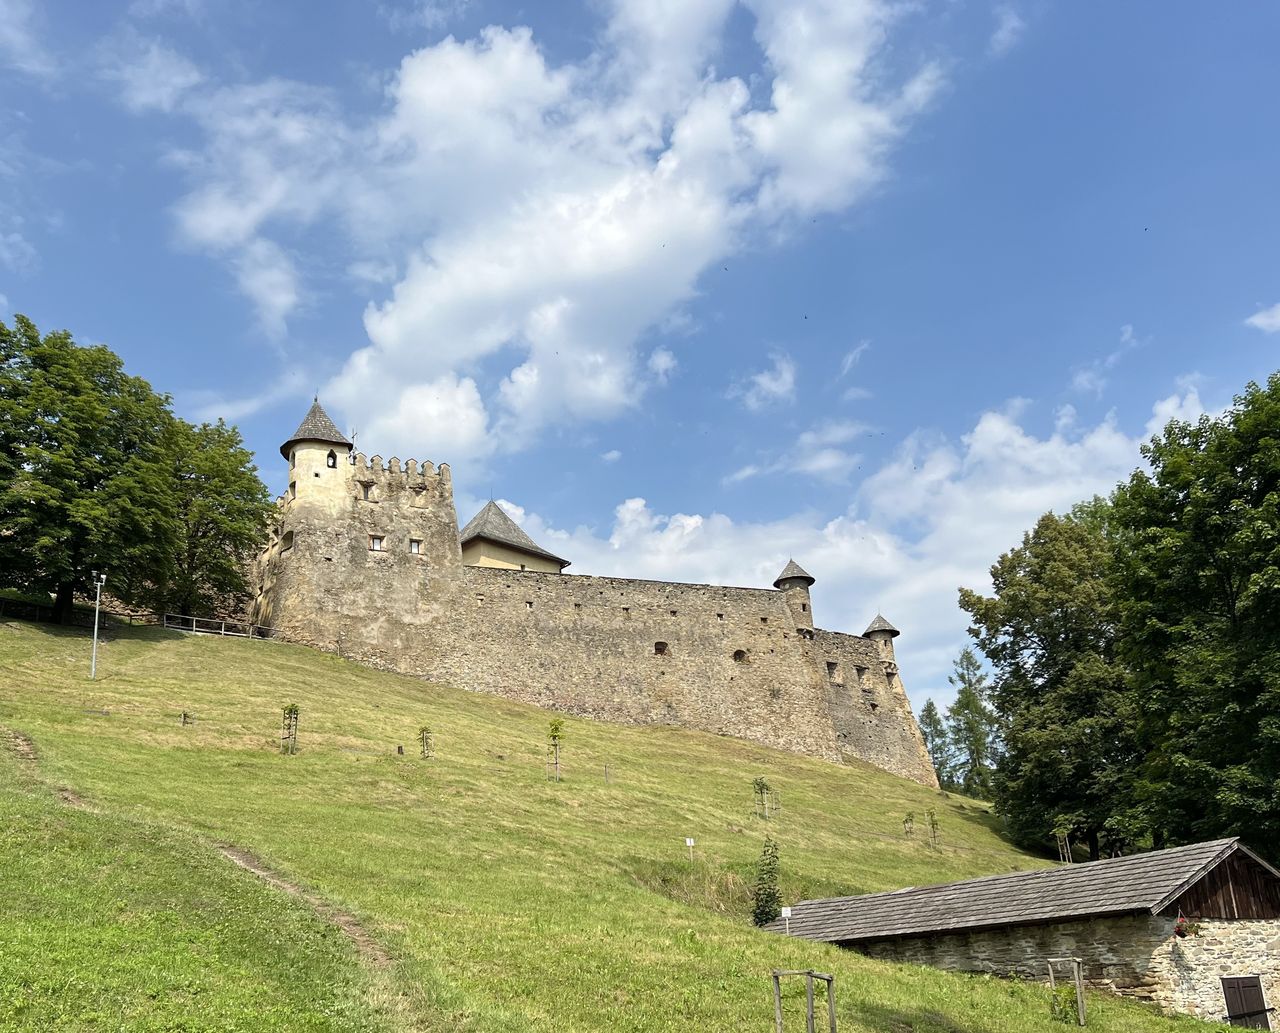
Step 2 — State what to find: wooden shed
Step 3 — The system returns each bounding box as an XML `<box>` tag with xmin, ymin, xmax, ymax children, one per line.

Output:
<box><xmin>769</xmin><ymin>839</ymin><xmax>1280</xmax><ymax>1026</ymax></box>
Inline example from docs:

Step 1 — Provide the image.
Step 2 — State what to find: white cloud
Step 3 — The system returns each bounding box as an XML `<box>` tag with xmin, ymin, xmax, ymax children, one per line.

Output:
<box><xmin>989</xmin><ymin>3</ymin><xmax>1026</xmax><ymax>56</ymax></box>
<box><xmin>839</xmin><ymin>340</ymin><xmax>870</xmax><ymax>377</ymax></box>
<box><xmin>141</xmin><ymin>0</ymin><xmax>942</xmax><ymax>453</ymax></box>
<box><xmin>1070</xmin><ymin>323</ymin><xmax>1144</xmax><ymax>397</ymax></box>
<box><xmin>359</xmin><ymin>372</ymin><xmax>493</xmax><ymax>465</ymax></box>
<box><xmin>734</xmin><ymin>351</ymin><xmax>797</xmax><ymax>410</ymax></box>
<box><xmin>601</xmin><ymin>449</ymin><xmax>622</xmax><ymax>463</ymax></box>
<box><xmin>0</xmin><ymin>228</ymin><xmax>35</xmax><ymax>272</ymax></box>
<box><xmin>100</xmin><ymin>33</ymin><xmax>203</xmax><ymax>113</ymax></box>
<box><xmin>379</xmin><ymin>0</ymin><xmax>471</xmax><ymax>32</ymax></box>
<box><xmin>725</xmin><ymin>418</ymin><xmax>869</xmax><ymax>485</ymax></box>
<box><xmin>129</xmin><ymin>0</ymin><xmax>205</xmax><ymax>17</ymax></box>
<box><xmin>648</xmin><ymin>347</ymin><xmax>677</xmax><ymax>382</ymax></box>
<box><xmin>1245</xmin><ymin>302</ymin><xmax>1280</xmax><ymax>334</ymax></box>
<box><xmin>0</xmin><ymin>292</ymin><xmax>9</xmax><ymax>312</ymax></box>
<box><xmin>518</xmin><ymin>387</ymin><xmax>1205</xmax><ymax>712</ymax></box>
<box><xmin>0</xmin><ymin>0</ymin><xmax>55</xmax><ymax>77</ymax></box>
<box><xmin>233</xmin><ymin>239</ymin><xmax>301</xmax><ymax>340</ymax></box>
<box><xmin>183</xmin><ymin>368</ymin><xmax>309</xmax><ymax>423</ymax></box>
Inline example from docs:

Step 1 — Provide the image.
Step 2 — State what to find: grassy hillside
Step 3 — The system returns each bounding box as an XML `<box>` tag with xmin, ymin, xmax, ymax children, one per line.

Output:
<box><xmin>0</xmin><ymin>620</ymin><xmax>1213</xmax><ymax>1031</ymax></box>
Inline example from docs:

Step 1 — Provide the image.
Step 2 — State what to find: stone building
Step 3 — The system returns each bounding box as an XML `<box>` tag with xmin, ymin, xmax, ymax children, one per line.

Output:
<box><xmin>252</xmin><ymin>400</ymin><xmax>938</xmax><ymax>786</ymax></box>
<box><xmin>769</xmin><ymin>838</ymin><xmax>1280</xmax><ymax>1026</ymax></box>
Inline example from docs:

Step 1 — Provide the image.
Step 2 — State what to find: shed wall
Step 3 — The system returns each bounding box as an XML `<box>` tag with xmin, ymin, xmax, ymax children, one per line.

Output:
<box><xmin>855</xmin><ymin>915</ymin><xmax>1280</xmax><ymax>1021</ymax></box>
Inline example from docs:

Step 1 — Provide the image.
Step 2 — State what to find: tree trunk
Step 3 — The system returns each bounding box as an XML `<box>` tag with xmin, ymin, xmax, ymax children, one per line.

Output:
<box><xmin>53</xmin><ymin>582</ymin><xmax>75</xmax><ymax>625</ymax></box>
<box><xmin>1087</xmin><ymin>830</ymin><xmax>1100</xmax><ymax>861</ymax></box>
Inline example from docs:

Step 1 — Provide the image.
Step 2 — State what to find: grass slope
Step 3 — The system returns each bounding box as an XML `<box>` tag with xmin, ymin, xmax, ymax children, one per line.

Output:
<box><xmin>0</xmin><ymin>621</ymin><xmax>1214</xmax><ymax>1031</ymax></box>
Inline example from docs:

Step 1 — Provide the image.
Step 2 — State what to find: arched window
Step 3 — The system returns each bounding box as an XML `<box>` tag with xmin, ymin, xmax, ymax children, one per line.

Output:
<box><xmin>327</xmin><ymin>450</ymin><xmax>337</xmax><ymax>468</ymax></box>
<box><xmin>732</xmin><ymin>649</ymin><xmax>748</xmax><ymax>663</ymax></box>
<box><xmin>655</xmin><ymin>641</ymin><xmax>669</xmax><ymax>656</ymax></box>
<box><xmin>280</xmin><ymin>530</ymin><xmax>294</xmax><ymax>552</ymax></box>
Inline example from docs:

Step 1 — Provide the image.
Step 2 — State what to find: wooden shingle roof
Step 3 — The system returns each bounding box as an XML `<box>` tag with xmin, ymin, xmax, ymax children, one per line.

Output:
<box><xmin>767</xmin><ymin>839</ymin><xmax>1273</xmax><ymax>944</ymax></box>
<box><xmin>280</xmin><ymin>399</ymin><xmax>352</xmax><ymax>459</ymax></box>
<box><xmin>459</xmin><ymin>501</ymin><xmax>569</xmax><ymax>569</ymax></box>
<box><xmin>773</xmin><ymin>559</ymin><xmax>816</xmax><ymax>589</ymax></box>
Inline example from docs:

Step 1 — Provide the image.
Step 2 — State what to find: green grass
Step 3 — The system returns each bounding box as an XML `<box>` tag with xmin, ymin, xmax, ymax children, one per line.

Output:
<box><xmin>0</xmin><ymin>621</ymin><xmax>1219</xmax><ymax>1031</ymax></box>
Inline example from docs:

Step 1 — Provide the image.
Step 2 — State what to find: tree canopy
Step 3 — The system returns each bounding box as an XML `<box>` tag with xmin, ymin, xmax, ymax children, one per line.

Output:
<box><xmin>0</xmin><ymin>315</ymin><xmax>272</xmax><ymax>621</ymax></box>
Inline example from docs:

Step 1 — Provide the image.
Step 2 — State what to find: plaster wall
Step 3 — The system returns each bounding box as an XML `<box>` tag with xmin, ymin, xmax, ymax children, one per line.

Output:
<box><xmin>461</xmin><ymin>538</ymin><xmax>563</xmax><ymax>572</ymax></box>
<box><xmin>857</xmin><ymin>915</ymin><xmax>1280</xmax><ymax>1021</ymax></box>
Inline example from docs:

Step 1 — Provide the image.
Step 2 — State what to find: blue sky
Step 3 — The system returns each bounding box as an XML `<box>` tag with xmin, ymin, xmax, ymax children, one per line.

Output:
<box><xmin>3</xmin><ymin>0</ymin><xmax>1279</xmax><ymax>711</ymax></box>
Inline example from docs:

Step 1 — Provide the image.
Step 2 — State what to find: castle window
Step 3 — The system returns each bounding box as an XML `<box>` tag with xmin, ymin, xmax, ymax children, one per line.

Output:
<box><xmin>654</xmin><ymin>641</ymin><xmax>669</xmax><ymax>656</ymax></box>
<box><xmin>760</xmin><ymin>617</ymin><xmax>768</xmax><ymax>624</ymax></box>
<box><xmin>801</xmin><ymin>603</ymin><xmax>808</xmax><ymax>613</ymax></box>
<box><xmin>827</xmin><ymin>661</ymin><xmax>842</xmax><ymax>684</ymax></box>
<box><xmin>327</xmin><ymin>450</ymin><xmax>337</xmax><ymax>468</ymax></box>
<box><xmin>574</xmin><ymin>602</ymin><xmax>582</xmax><ymax>610</ymax></box>
<box><xmin>670</xmin><ymin>609</ymin><xmax>677</xmax><ymax>617</ymax></box>
<box><xmin>520</xmin><ymin>564</ymin><xmax>526</xmax><ymax>570</ymax></box>
<box><xmin>288</xmin><ymin>481</ymin><xmax>297</xmax><ymax>500</ymax></box>
<box><xmin>525</xmin><ymin>601</ymin><xmax>534</xmax><ymax>610</ymax></box>
<box><xmin>854</xmin><ymin>666</ymin><xmax>867</xmax><ymax>685</ymax></box>
<box><xmin>280</xmin><ymin>531</ymin><xmax>294</xmax><ymax>552</ymax></box>
<box><xmin>716</xmin><ymin>613</ymin><xmax>724</xmax><ymax>621</ymax></box>
<box><xmin>409</xmin><ymin>539</ymin><xmax>421</xmax><ymax>555</ymax></box>
<box><xmin>622</xmin><ymin>607</ymin><xmax>630</xmax><ymax>618</ymax></box>
<box><xmin>361</xmin><ymin>482</ymin><xmax>373</xmax><ymax>501</ymax></box>
<box><xmin>290</xmin><ymin>450</ymin><xmax>295</xmax><ymax>467</ymax></box>
<box><xmin>732</xmin><ymin>649</ymin><xmax>748</xmax><ymax>663</ymax></box>
<box><xmin>369</xmin><ymin>535</ymin><xmax>384</xmax><ymax>552</ymax></box>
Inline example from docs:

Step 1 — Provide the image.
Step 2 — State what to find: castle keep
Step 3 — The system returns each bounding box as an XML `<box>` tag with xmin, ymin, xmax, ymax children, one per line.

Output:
<box><xmin>252</xmin><ymin>401</ymin><xmax>938</xmax><ymax>787</ymax></box>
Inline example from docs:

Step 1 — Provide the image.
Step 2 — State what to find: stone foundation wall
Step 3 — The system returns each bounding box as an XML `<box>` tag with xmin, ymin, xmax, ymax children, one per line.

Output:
<box><xmin>857</xmin><ymin>915</ymin><xmax>1280</xmax><ymax>1021</ymax></box>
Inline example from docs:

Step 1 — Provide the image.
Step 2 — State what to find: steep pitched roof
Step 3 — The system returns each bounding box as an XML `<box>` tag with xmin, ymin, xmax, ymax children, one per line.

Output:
<box><xmin>766</xmin><ymin>839</ymin><xmax>1271</xmax><ymax>944</ymax></box>
<box><xmin>280</xmin><ymin>400</ymin><xmax>352</xmax><ymax>459</ymax></box>
<box><xmin>863</xmin><ymin>613</ymin><xmax>900</xmax><ymax>638</ymax></box>
<box><xmin>459</xmin><ymin>501</ymin><xmax>570</xmax><ymax>569</ymax></box>
<box><xmin>773</xmin><ymin>559</ymin><xmax>816</xmax><ymax>589</ymax></box>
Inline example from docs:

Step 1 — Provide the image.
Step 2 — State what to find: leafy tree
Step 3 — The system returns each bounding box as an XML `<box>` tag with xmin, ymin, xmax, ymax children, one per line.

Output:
<box><xmin>917</xmin><ymin>699</ymin><xmax>956</xmax><ymax>790</ymax></box>
<box><xmin>944</xmin><ymin>647</ymin><xmax>999</xmax><ymax>800</ymax></box>
<box><xmin>1111</xmin><ymin>375</ymin><xmax>1280</xmax><ymax>855</ymax></box>
<box><xmin>0</xmin><ymin>315</ymin><xmax>176</xmax><ymax>621</ymax></box>
<box><xmin>0</xmin><ymin>315</ymin><xmax>271</xmax><ymax>621</ymax></box>
<box><xmin>164</xmin><ymin>419</ymin><xmax>272</xmax><ymax>616</ymax></box>
<box><xmin>750</xmin><ymin>836</ymin><xmax>782</xmax><ymax>927</ymax></box>
<box><xmin>959</xmin><ymin>506</ymin><xmax>1143</xmax><ymax>859</ymax></box>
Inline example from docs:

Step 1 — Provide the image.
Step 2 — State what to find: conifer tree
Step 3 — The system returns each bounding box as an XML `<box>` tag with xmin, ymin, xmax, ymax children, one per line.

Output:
<box><xmin>944</xmin><ymin>648</ymin><xmax>999</xmax><ymax>800</ymax></box>
<box><xmin>750</xmin><ymin>836</ymin><xmax>782</xmax><ymax>927</ymax></box>
<box><xmin>917</xmin><ymin>699</ymin><xmax>956</xmax><ymax>790</ymax></box>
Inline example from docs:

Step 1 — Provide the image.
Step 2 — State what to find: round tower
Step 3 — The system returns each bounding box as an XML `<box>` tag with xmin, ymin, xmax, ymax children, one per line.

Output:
<box><xmin>280</xmin><ymin>398</ymin><xmax>353</xmax><ymax>515</ymax></box>
<box><xmin>864</xmin><ymin>613</ymin><xmax>900</xmax><ymax>662</ymax></box>
<box><xmin>773</xmin><ymin>558</ymin><xmax>816</xmax><ymax>630</ymax></box>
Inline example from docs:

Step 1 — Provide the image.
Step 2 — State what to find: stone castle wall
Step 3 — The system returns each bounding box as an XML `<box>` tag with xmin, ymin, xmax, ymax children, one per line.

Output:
<box><xmin>858</xmin><ymin>915</ymin><xmax>1280</xmax><ymax>1020</ymax></box>
<box><xmin>254</xmin><ymin>445</ymin><xmax>938</xmax><ymax>787</ymax></box>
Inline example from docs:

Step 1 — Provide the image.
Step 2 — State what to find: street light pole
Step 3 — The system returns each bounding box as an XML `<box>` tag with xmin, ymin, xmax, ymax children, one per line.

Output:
<box><xmin>90</xmin><ymin>570</ymin><xmax>107</xmax><ymax>680</ymax></box>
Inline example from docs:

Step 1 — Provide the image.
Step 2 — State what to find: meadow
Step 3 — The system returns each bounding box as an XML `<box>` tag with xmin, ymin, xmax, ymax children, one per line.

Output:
<box><xmin>0</xmin><ymin>620</ymin><xmax>1217</xmax><ymax>1031</ymax></box>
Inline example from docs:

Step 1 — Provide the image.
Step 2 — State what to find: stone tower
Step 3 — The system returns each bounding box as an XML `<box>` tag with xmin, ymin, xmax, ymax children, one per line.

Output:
<box><xmin>773</xmin><ymin>558</ymin><xmax>816</xmax><ymax>631</ymax></box>
<box><xmin>864</xmin><ymin>613</ymin><xmax>901</xmax><ymax>690</ymax></box>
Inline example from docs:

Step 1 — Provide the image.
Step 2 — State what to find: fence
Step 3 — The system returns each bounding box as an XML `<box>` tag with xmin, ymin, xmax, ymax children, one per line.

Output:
<box><xmin>162</xmin><ymin>613</ymin><xmax>275</xmax><ymax>639</ymax></box>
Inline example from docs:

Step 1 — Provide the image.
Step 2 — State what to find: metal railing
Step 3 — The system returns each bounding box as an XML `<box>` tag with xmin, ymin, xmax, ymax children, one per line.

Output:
<box><xmin>162</xmin><ymin>613</ymin><xmax>275</xmax><ymax>639</ymax></box>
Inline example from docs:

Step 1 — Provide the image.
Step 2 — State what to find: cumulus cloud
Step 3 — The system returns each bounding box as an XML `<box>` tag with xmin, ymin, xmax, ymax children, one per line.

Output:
<box><xmin>1245</xmin><ymin>302</ymin><xmax>1280</xmax><ymax>334</ymax></box>
<box><xmin>134</xmin><ymin>0</ymin><xmax>942</xmax><ymax>457</ymax></box>
<box><xmin>734</xmin><ymin>351</ymin><xmax>797</xmax><ymax>410</ymax></box>
<box><xmin>515</xmin><ymin>387</ymin><xmax>1205</xmax><ymax>712</ymax></box>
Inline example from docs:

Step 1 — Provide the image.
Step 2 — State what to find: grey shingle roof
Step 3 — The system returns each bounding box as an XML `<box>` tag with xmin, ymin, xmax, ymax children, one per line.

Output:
<box><xmin>459</xmin><ymin>501</ymin><xmax>570</xmax><ymax>568</ymax></box>
<box><xmin>767</xmin><ymin>839</ymin><xmax>1255</xmax><ymax>943</ymax></box>
<box><xmin>863</xmin><ymin>613</ymin><xmax>900</xmax><ymax>638</ymax></box>
<box><xmin>280</xmin><ymin>400</ymin><xmax>352</xmax><ymax>459</ymax></box>
<box><xmin>773</xmin><ymin>559</ymin><xmax>816</xmax><ymax>589</ymax></box>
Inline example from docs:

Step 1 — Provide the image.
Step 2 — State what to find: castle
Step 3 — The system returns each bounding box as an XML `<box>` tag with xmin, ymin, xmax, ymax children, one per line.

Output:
<box><xmin>252</xmin><ymin>401</ymin><xmax>938</xmax><ymax>787</ymax></box>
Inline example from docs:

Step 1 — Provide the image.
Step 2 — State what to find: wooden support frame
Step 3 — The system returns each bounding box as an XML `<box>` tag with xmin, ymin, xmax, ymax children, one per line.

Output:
<box><xmin>1047</xmin><ymin>956</ymin><xmax>1086</xmax><ymax>1026</ymax></box>
<box><xmin>772</xmin><ymin>969</ymin><xmax>836</xmax><ymax>1033</ymax></box>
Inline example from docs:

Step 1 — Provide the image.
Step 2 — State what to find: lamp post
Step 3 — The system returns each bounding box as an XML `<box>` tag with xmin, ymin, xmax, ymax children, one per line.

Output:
<box><xmin>90</xmin><ymin>569</ymin><xmax>107</xmax><ymax>680</ymax></box>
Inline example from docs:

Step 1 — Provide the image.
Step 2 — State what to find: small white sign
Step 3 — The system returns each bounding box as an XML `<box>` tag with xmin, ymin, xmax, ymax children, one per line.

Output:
<box><xmin>685</xmin><ymin>837</ymin><xmax>695</xmax><ymax>847</ymax></box>
<box><xmin>781</xmin><ymin>906</ymin><xmax>792</xmax><ymax>918</ymax></box>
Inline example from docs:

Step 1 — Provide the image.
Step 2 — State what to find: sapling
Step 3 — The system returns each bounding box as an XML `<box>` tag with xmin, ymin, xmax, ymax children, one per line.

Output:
<box><xmin>420</xmin><ymin>725</ymin><xmax>433</xmax><ymax>758</ymax></box>
<box><xmin>751</xmin><ymin>836</ymin><xmax>782</xmax><ymax>927</ymax></box>
<box><xmin>548</xmin><ymin>718</ymin><xmax>564</xmax><ymax>782</ymax></box>
<box><xmin>280</xmin><ymin>703</ymin><xmax>300</xmax><ymax>755</ymax></box>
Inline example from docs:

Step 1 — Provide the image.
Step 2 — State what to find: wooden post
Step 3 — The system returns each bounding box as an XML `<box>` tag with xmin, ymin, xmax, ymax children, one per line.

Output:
<box><xmin>773</xmin><ymin>972</ymin><xmax>784</xmax><ymax>1033</ymax></box>
<box><xmin>827</xmin><ymin>975</ymin><xmax>837</xmax><ymax>1033</ymax></box>
<box><xmin>806</xmin><ymin>972</ymin><xmax>816</xmax><ymax>1033</ymax></box>
<box><xmin>1072</xmin><ymin>958</ymin><xmax>1086</xmax><ymax>1027</ymax></box>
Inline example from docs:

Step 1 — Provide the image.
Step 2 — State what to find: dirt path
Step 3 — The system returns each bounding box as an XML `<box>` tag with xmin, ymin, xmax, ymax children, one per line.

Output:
<box><xmin>1</xmin><ymin>724</ymin><xmax>391</xmax><ymax>969</ymax></box>
<box><xmin>216</xmin><ymin>845</ymin><xmax>392</xmax><ymax>967</ymax></box>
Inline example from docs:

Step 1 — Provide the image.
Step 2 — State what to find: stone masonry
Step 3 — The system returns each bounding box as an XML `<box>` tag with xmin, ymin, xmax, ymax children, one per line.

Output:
<box><xmin>252</xmin><ymin>403</ymin><xmax>939</xmax><ymax>787</ymax></box>
<box><xmin>859</xmin><ymin>915</ymin><xmax>1280</xmax><ymax>1021</ymax></box>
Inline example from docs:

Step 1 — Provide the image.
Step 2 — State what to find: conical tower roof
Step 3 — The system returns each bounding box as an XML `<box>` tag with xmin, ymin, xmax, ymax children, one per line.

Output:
<box><xmin>280</xmin><ymin>399</ymin><xmax>352</xmax><ymax>459</ymax></box>
<box><xmin>864</xmin><ymin>613</ymin><xmax>900</xmax><ymax>638</ymax></box>
<box><xmin>772</xmin><ymin>558</ymin><xmax>816</xmax><ymax>589</ymax></box>
<box><xmin>460</xmin><ymin>501</ymin><xmax>570</xmax><ymax>569</ymax></box>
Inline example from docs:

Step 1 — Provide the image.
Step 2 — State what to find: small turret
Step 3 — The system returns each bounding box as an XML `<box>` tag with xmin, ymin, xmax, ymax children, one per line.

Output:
<box><xmin>864</xmin><ymin>613</ymin><xmax>900</xmax><ymax>661</ymax></box>
<box><xmin>773</xmin><ymin>558</ymin><xmax>816</xmax><ymax>630</ymax></box>
<box><xmin>280</xmin><ymin>399</ymin><xmax>353</xmax><ymax>508</ymax></box>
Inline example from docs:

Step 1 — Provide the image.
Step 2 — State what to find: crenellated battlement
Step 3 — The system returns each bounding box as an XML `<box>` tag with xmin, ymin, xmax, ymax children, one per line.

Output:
<box><xmin>349</xmin><ymin>451</ymin><xmax>452</xmax><ymax>487</ymax></box>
